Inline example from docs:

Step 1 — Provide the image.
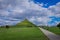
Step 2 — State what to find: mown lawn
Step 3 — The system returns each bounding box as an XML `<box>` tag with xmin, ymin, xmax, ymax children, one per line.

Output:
<box><xmin>43</xmin><ymin>27</ymin><xmax>60</xmax><ymax>35</ymax></box>
<box><xmin>0</xmin><ymin>27</ymin><xmax>48</xmax><ymax>40</ymax></box>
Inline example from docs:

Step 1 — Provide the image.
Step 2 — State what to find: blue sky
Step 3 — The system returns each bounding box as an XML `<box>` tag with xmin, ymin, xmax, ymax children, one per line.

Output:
<box><xmin>34</xmin><ymin>0</ymin><xmax>60</xmax><ymax>7</ymax></box>
<box><xmin>0</xmin><ymin>0</ymin><xmax>60</xmax><ymax>26</ymax></box>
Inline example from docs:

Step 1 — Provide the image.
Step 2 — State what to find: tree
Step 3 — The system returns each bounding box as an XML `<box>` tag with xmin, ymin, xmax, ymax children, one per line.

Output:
<box><xmin>57</xmin><ymin>23</ymin><xmax>60</xmax><ymax>29</ymax></box>
<box><xmin>6</xmin><ymin>25</ymin><xmax>9</xmax><ymax>29</ymax></box>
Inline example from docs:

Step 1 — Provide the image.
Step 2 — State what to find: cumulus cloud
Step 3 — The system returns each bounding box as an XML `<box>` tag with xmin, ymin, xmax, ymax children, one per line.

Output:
<box><xmin>0</xmin><ymin>0</ymin><xmax>60</xmax><ymax>26</ymax></box>
<box><xmin>48</xmin><ymin>2</ymin><xmax>60</xmax><ymax>17</ymax></box>
<box><xmin>28</xmin><ymin>16</ymin><xmax>51</xmax><ymax>26</ymax></box>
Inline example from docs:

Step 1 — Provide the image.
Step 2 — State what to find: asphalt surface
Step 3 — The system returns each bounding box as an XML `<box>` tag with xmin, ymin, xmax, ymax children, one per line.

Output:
<box><xmin>39</xmin><ymin>27</ymin><xmax>60</xmax><ymax>40</ymax></box>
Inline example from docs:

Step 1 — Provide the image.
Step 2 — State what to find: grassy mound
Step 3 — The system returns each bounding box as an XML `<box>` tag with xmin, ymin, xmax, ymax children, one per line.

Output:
<box><xmin>16</xmin><ymin>19</ymin><xmax>37</xmax><ymax>27</ymax></box>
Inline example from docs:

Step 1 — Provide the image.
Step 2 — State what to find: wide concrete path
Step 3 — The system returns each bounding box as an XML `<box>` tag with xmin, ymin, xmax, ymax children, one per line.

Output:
<box><xmin>39</xmin><ymin>27</ymin><xmax>60</xmax><ymax>40</ymax></box>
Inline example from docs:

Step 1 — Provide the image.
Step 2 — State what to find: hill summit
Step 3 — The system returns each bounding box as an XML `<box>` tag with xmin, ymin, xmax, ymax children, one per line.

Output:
<box><xmin>16</xmin><ymin>19</ymin><xmax>36</xmax><ymax>27</ymax></box>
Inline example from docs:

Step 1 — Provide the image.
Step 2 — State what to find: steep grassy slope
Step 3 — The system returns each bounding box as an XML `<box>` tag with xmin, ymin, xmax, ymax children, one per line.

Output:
<box><xmin>16</xmin><ymin>19</ymin><xmax>37</xmax><ymax>27</ymax></box>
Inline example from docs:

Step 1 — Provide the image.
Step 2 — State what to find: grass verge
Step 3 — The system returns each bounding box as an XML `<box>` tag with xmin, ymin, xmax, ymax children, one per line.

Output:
<box><xmin>43</xmin><ymin>27</ymin><xmax>60</xmax><ymax>35</ymax></box>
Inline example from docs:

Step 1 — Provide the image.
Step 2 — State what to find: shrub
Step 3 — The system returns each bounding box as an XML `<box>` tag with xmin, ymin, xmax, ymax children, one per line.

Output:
<box><xmin>57</xmin><ymin>23</ymin><xmax>60</xmax><ymax>29</ymax></box>
<box><xmin>6</xmin><ymin>25</ymin><xmax>9</xmax><ymax>28</ymax></box>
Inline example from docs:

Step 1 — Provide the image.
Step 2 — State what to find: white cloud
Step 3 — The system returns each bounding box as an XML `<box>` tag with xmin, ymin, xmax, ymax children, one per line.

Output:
<box><xmin>0</xmin><ymin>10</ymin><xmax>9</xmax><ymax>16</ymax></box>
<box><xmin>0</xmin><ymin>0</ymin><xmax>60</xmax><ymax>26</ymax></box>
<box><xmin>0</xmin><ymin>0</ymin><xmax>3</xmax><ymax>1</ymax></box>
<box><xmin>48</xmin><ymin>2</ymin><xmax>60</xmax><ymax>17</ymax></box>
<box><xmin>29</xmin><ymin>16</ymin><xmax>51</xmax><ymax>26</ymax></box>
<box><xmin>29</xmin><ymin>16</ymin><xmax>35</xmax><ymax>21</ymax></box>
<box><xmin>12</xmin><ymin>7</ymin><xmax>25</xmax><ymax>13</ymax></box>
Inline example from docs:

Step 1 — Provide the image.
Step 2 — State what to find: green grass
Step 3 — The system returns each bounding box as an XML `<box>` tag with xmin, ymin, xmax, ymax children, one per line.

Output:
<box><xmin>0</xmin><ymin>27</ymin><xmax>48</xmax><ymax>40</ymax></box>
<box><xmin>43</xmin><ymin>27</ymin><xmax>60</xmax><ymax>35</ymax></box>
<box><xmin>16</xmin><ymin>19</ymin><xmax>37</xmax><ymax>27</ymax></box>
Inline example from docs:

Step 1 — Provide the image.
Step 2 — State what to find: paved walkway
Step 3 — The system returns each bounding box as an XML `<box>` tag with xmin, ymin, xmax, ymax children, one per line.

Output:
<box><xmin>39</xmin><ymin>27</ymin><xmax>60</xmax><ymax>40</ymax></box>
